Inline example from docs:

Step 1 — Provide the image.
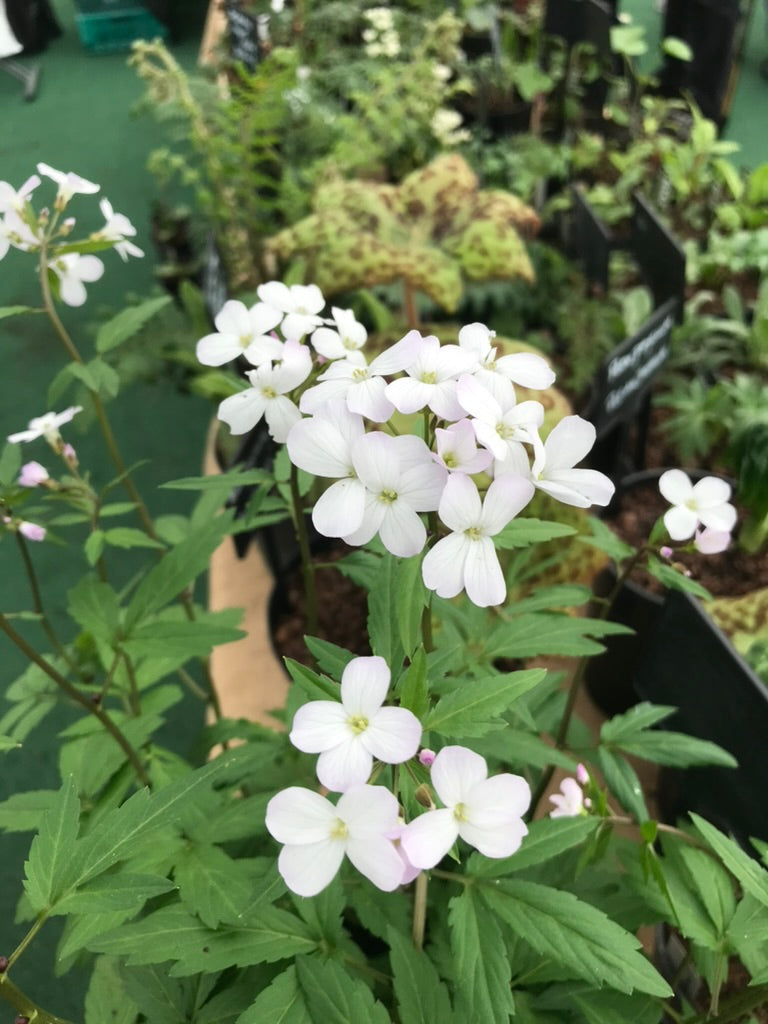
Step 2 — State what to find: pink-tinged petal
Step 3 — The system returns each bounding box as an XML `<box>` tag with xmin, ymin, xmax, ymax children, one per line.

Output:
<box><xmin>363</xmin><ymin>707</ymin><xmax>422</xmax><ymax>764</ymax></box>
<box><xmin>458</xmin><ymin>817</ymin><xmax>528</xmax><ymax>859</ymax></box>
<box><xmin>346</xmin><ymin>837</ymin><xmax>406</xmax><ymax>891</ymax></box>
<box><xmin>481</xmin><ymin>476</ymin><xmax>535</xmax><ymax>536</ymax></box>
<box><xmin>548</xmin><ymin>777</ymin><xmax>584</xmax><ymax>818</ymax></box>
<box><xmin>464</xmin><ymin>537</ymin><xmax>506</xmax><ymax>607</ymax></box>
<box><xmin>422</xmin><ymin>532</ymin><xmax>471</xmax><ymax>599</ymax></box>
<box><xmin>348</xmin><ymin>376</ymin><xmax>394</xmax><ymax>422</ymax></box>
<box><xmin>341</xmin><ymin>656</ymin><xmax>390</xmax><ymax>716</ymax></box>
<box><xmin>264</xmin><ymin>397</ymin><xmax>302</xmax><ymax>443</ymax></box>
<box><xmin>697</xmin><ymin>503</ymin><xmax>737</xmax><ymax>533</ymax></box>
<box><xmin>352</xmin><ymin>432</ymin><xmax>399</xmax><ymax>492</ymax></box>
<box><xmin>316</xmin><ymin>739</ymin><xmax>373</xmax><ymax>791</ymax></box>
<box><xmin>457</xmin><ymin>373</ymin><xmax>501</xmax><ymax>423</ymax></box>
<box><xmin>400</xmin><ymin>809</ymin><xmax>459</xmax><ymax>869</ymax></box>
<box><xmin>495</xmin><ymin>351</ymin><xmax>556</xmax><ymax>389</ymax></box>
<box><xmin>289</xmin><ymin>701</ymin><xmax>349</xmax><ymax>753</ymax></box>
<box><xmin>544</xmin><ymin>416</ymin><xmax>596</xmax><ymax>472</ymax></box>
<box><xmin>546</xmin><ymin>468</ymin><xmax>615</xmax><ymax>508</ymax></box>
<box><xmin>692</xmin><ymin>475</ymin><xmax>732</xmax><ymax>508</ymax></box>
<box><xmin>313</xmin><ymin>478</ymin><xmax>366</xmax><ymax>537</ymax></box>
<box><xmin>695</xmin><ymin>528</ymin><xmax>731</xmax><ymax>554</ymax></box>
<box><xmin>18</xmin><ymin>462</ymin><xmax>49</xmax><ymax>487</ymax></box>
<box><xmin>19</xmin><ymin>522</ymin><xmax>46</xmax><ymax>542</ymax></box>
<box><xmin>431</xmin><ymin>746</ymin><xmax>488</xmax><ymax>806</ymax></box>
<box><xmin>369</xmin><ymin>330</ymin><xmax>422</xmax><ymax>374</ymax></box>
<box><xmin>659</xmin><ymin>469</ymin><xmax>693</xmax><ymax>505</ymax></box>
<box><xmin>287</xmin><ymin>417</ymin><xmax>354</xmax><ymax>477</ymax></box>
<box><xmin>338</xmin><ymin>784</ymin><xmax>400</xmax><ymax>838</ymax></box>
<box><xmin>379</xmin><ymin>502</ymin><xmax>427</xmax><ymax>557</ymax></box>
<box><xmin>438</xmin><ymin>473</ymin><xmax>481</xmax><ymax>532</ymax></box>
<box><xmin>196</xmin><ymin>333</ymin><xmax>243</xmax><ymax>366</ymax></box>
<box><xmin>663</xmin><ymin>504</ymin><xmax>699</xmax><ymax>541</ymax></box>
<box><xmin>266</xmin><ymin>787</ymin><xmax>336</xmax><ymax>844</ymax></box>
<box><xmin>278</xmin><ymin>840</ymin><xmax>345</xmax><ymax>896</ymax></box>
<box><xmin>218</xmin><ymin>390</ymin><xmax>266</xmax><ymax>435</ymax></box>
<box><xmin>385</xmin><ymin>377</ymin><xmax>433</xmax><ymax>414</ymax></box>
<box><xmin>465</xmin><ymin>773</ymin><xmax>532</xmax><ymax>824</ymax></box>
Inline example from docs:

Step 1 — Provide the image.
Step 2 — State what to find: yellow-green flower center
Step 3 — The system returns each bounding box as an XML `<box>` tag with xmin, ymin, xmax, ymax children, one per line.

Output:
<box><xmin>347</xmin><ymin>714</ymin><xmax>369</xmax><ymax>734</ymax></box>
<box><xmin>342</xmin><ymin>336</ymin><xmax>357</xmax><ymax>350</ymax></box>
<box><xmin>420</xmin><ymin>371</ymin><xmax>437</xmax><ymax>385</ymax></box>
<box><xmin>262</xmin><ymin>386</ymin><xmax>277</xmax><ymax>399</ymax></box>
<box><xmin>352</xmin><ymin>367</ymin><xmax>369</xmax><ymax>382</ymax></box>
<box><xmin>443</xmin><ymin>452</ymin><xmax>457</xmax><ymax>469</ymax></box>
<box><xmin>465</xmin><ymin>526</ymin><xmax>483</xmax><ymax>541</ymax></box>
<box><xmin>378</xmin><ymin>488</ymin><xmax>398</xmax><ymax>504</ymax></box>
<box><xmin>239</xmin><ymin>334</ymin><xmax>251</xmax><ymax>349</ymax></box>
<box><xmin>453</xmin><ymin>802</ymin><xmax>468</xmax><ymax>823</ymax></box>
<box><xmin>330</xmin><ymin>817</ymin><xmax>349</xmax><ymax>840</ymax></box>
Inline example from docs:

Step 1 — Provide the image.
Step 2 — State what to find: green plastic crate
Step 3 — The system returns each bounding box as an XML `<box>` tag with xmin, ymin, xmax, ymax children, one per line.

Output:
<box><xmin>75</xmin><ymin>1</ymin><xmax>168</xmax><ymax>54</ymax></box>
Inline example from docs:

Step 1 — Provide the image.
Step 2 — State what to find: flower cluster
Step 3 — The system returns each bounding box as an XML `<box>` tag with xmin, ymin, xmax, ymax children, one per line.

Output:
<box><xmin>362</xmin><ymin>6</ymin><xmax>401</xmax><ymax>59</ymax></box>
<box><xmin>199</xmin><ymin>284</ymin><xmax>616</xmax><ymax>609</ymax></box>
<box><xmin>0</xmin><ymin>165</ymin><xmax>142</xmax><ymax>307</ymax></box>
<box><xmin>265</xmin><ymin>655</ymin><xmax>531</xmax><ymax>896</ymax></box>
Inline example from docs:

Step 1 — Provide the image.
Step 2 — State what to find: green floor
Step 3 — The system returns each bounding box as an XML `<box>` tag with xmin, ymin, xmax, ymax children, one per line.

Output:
<box><xmin>0</xmin><ymin>0</ymin><xmax>766</xmax><ymax>1019</ymax></box>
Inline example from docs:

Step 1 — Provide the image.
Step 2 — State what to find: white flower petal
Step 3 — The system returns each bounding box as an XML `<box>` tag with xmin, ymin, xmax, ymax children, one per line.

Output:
<box><xmin>385</xmin><ymin>377</ymin><xmax>433</xmax><ymax>415</ymax></box>
<box><xmin>545</xmin><ymin>468</ymin><xmax>615</xmax><ymax>508</ymax></box>
<box><xmin>345</xmin><ymin>836</ymin><xmax>407</xmax><ymax>891</ymax></box>
<box><xmin>348</xmin><ymin>376</ymin><xmax>394</xmax><ymax>422</ymax></box>
<box><xmin>264</xmin><ymin>396</ymin><xmax>302</xmax><ymax>443</ymax></box>
<box><xmin>217</xmin><ymin>390</ymin><xmax>266</xmax><ymax>435</ymax></box>
<box><xmin>379</xmin><ymin>501</ymin><xmax>427</xmax><ymax>557</ymax></box>
<box><xmin>481</xmin><ymin>476</ymin><xmax>535</xmax><ymax>536</ymax></box>
<box><xmin>196</xmin><ymin>333</ymin><xmax>243</xmax><ymax>366</ymax></box>
<box><xmin>692</xmin><ymin>475</ymin><xmax>732</xmax><ymax>508</ymax></box>
<box><xmin>543</xmin><ymin>416</ymin><xmax>596</xmax><ymax>472</ymax></box>
<box><xmin>422</xmin><ymin>532</ymin><xmax>471</xmax><ymax>599</ymax></box>
<box><xmin>338</xmin><ymin>784</ymin><xmax>400</xmax><ymax>838</ymax></box>
<box><xmin>458</xmin><ymin>817</ymin><xmax>528</xmax><ymax>858</ymax></box>
<box><xmin>464</xmin><ymin>536</ymin><xmax>506</xmax><ymax>607</ymax></box>
<box><xmin>312</xmin><ymin>478</ymin><xmax>366</xmax><ymax>537</ymax></box>
<box><xmin>266</xmin><ymin>786</ymin><xmax>336</xmax><ymax>844</ymax></box>
<box><xmin>664</xmin><ymin>505</ymin><xmax>699</xmax><ymax>541</ymax></box>
<box><xmin>438</xmin><ymin>473</ymin><xmax>481</xmax><ymax>532</ymax></box>
<box><xmin>363</xmin><ymin>707</ymin><xmax>422</xmax><ymax>764</ymax></box>
<box><xmin>466</xmin><ymin>773</ymin><xmax>532</xmax><ymax>824</ymax></box>
<box><xmin>659</xmin><ymin>469</ymin><xmax>693</xmax><ymax>505</ymax></box>
<box><xmin>400</xmin><ymin>809</ymin><xmax>459</xmax><ymax>869</ymax></box>
<box><xmin>316</xmin><ymin>739</ymin><xmax>374</xmax><ymax>791</ymax></box>
<box><xmin>216</xmin><ymin>300</ymin><xmax>251</xmax><ymax>335</ymax></box>
<box><xmin>287</xmin><ymin>417</ymin><xmax>355</xmax><ymax>478</ymax></box>
<box><xmin>289</xmin><ymin>701</ymin><xmax>349</xmax><ymax>753</ymax></box>
<box><xmin>431</xmin><ymin>745</ymin><xmax>488</xmax><ymax>807</ymax></box>
<box><xmin>495</xmin><ymin>351</ymin><xmax>555</xmax><ymax>389</ymax></box>
<box><xmin>278</xmin><ymin>840</ymin><xmax>345</xmax><ymax>896</ymax></box>
<box><xmin>697</xmin><ymin>503</ymin><xmax>737</xmax><ymax>533</ymax></box>
<box><xmin>341</xmin><ymin>656</ymin><xmax>390</xmax><ymax>716</ymax></box>
<box><xmin>352</xmin><ymin>432</ymin><xmax>399</xmax><ymax>492</ymax></box>
<box><xmin>457</xmin><ymin>373</ymin><xmax>501</xmax><ymax>423</ymax></box>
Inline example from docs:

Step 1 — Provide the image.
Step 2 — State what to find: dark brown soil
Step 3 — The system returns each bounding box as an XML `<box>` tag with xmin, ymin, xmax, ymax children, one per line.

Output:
<box><xmin>608</xmin><ymin>478</ymin><xmax>768</xmax><ymax>598</ymax></box>
<box><xmin>270</xmin><ymin>548</ymin><xmax>370</xmax><ymax>666</ymax></box>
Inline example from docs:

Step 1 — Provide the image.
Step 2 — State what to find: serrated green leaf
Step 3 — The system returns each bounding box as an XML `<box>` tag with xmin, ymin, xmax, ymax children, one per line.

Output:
<box><xmin>56</xmin><ymin>873</ymin><xmax>176</xmax><ymax>915</ymax></box>
<box><xmin>0</xmin><ymin>304</ymin><xmax>43</xmax><ymax>320</ymax></box>
<box><xmin>368</xmin><ymin>557</ymin><xmax>404</xmax><ymax>670</ymax></box>
<box><xmin>302</xmin><ymin>636</ymin><xmax>355</xmax><ymax>678</ymax></box>
<box><xmin>161</xmin><ymin>468</ymin><xmax>273</xmax><ymax>491</ymax></box>
<box><xmin>67</xmin><ymin>576</ymin><xmax>121</xmax><ymax>643</ymax></box>
<box><xmin>495</xmin><ymin>518</ymin><xmax>577</xmax><ymax>549</ymax></box>
<box><xmin>395</xmin><ymin>555</ymin><xmax>427</xmax><ymax>657</ymax></box>
<box><xmin>475</xmin><ymin>729</ymin><xmax>580</xmax><ymax>772</ymax></box>
<box><xmin>122</xmin><ymin>963</ymin><xmax>215</xmax><ymax>1024</ymax></box>
<box><xmin>426</xmin><ymin>669</ymin><xmax>545</xmax><ymax>738</ymax></box>
<box><xmin>482</xmin><ymin>878</ymin><xmax>671</xmax><ymax>997</ymax></box>
<box><xmin>175</xmin><ymin>844</ymin><xmax>255</xmax><ymax>928</ymax></box>
<box><xmin>580</xmin><ymin>518</ymin><xmax>636</xmax><ymax>563</ymax></box>
<box><xmin>469</xmin><ymin>816</ymin><xmax>601</xmax><ymax>878</ymax></box>
<box><xmin>613</xmin><ymin>731</ymin><xmax>737</xmax><ymax>769</ymax></box>
<box><xmin>283</xmin><ymin>658</ymin><xmax>340</xmax><ymax>701</ymax></box>
<box><xmin>84</xmin><ymin>955</ymin><xmax>139</xmax><ymax>1024</ymax></box>
<box><xmin>292</xmin><ymin>875</ymin><xmax>344</xmax><ymax>944</ymax></box>
<box><xmin>398</xmin><ymin>646</ymin><xmax>429</xmax><ymax>722</ymax></box>
<box><xmin>596</xmin><ymin>748</ymin><xmax>648</xmax><ymax>821</ymax></box>
<box><xmin>0</xmin><ymin>790</ymin><xmax>57</xmax><ymax>832</ymax></box>
<box><xmin>449</xmin><ymin>888</ymin><xmax>514</xmax><ymax>1023</ymax></box>
<box><xmin>389</xmin><ymin>925</ymin><xmax>454</xmax><ymax>1023</ymax></box>
<box><xmin>692</xmin><ymin>815</ymin><xmax>768</xmax><ymax>909</ymax></box>
<box><xmin>123</xmin><ymin>613</ymin><xmax>244</xmax><ymax>659</ymax></box>
<box><xmin>24</xmin><ymin>775</ymin><xmax>81</xmax><ymax>912</ymax></box>
<box><xmin>647</xmin><ymin>559</ymin><xmax>711</xmax><ymax>599</ymax></box>
<box><xmin>600</xmin><ymin>703</ymin><xmax>676</xmax><ymax>743</ymax></box>
<box><xmin>537</xmin><ymin>983</ymin><xmax>662</xmax><ymax>1024</ymax></box>
<box><xmin>85</xmin><ymin>529</ymin><xmax>105</xmax><ymax>566</ymax></box>
<box><xmin>236</xmin><ymin>966</ymin><xmax>311</xmax><ymax>1024</ymax></box>
<box><xmin>103</xmin><ymin>527</ymin><xmax>165</xmax><ymax>550</ymax></box>
<box><xmin>96</xmin><ymin>295</ymin><xmax>171</xmax><ymax>353</ymax></box>
<box><xmin>296</xmin><ymin>956</ymin><xmax>390</xmax><ymax>1024</ymax></box>
<box><xmin>486</xmin><ymin>614</ymin><xmax>631</xmax><ymax>659</ymax></box>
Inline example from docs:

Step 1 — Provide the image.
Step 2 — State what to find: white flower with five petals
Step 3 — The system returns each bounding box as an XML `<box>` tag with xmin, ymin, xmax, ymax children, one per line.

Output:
<box><xmin>400</xmin><ymin>746</ymin><xmax>530</xmax><ymax>869</ymax></box>
<box><xmin>289</xmin><ymin>655</ymin><xmax>422</xmax><ymax>792</ymax></box>
<box><xmin>266</xmin><ymin>784</ymin><xmax>405</xmax><ymax>896</ymax></box>
<box><xmin>659</xmin><ymin>469</ymin><xmax>737</xmax><ymax>541</ymax></box>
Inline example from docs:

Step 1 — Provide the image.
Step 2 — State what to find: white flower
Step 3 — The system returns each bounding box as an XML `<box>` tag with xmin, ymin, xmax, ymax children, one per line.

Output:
<box><xmin>0</xmin><ymin>174</ymin><xmax>40</xmax><ymax>214</ymax></box>
<box><xmin>400</xmin><ymin>746</ymin><xmax>530</xmax><ymax>868</ymax></box>
<box><xmin>289</xmin><ymin>655</ymin><xmax>422</xmax><ymax>792</ymax></box>
<box><xmin>549</xmin><ymin>777</ymin><xmax>586</xmax><ymax>818</ymax></box>
<box><xmin>95</xmin><ymin>199</ymin><xmax>144</xmax><ymax>261</ymax></box>
<box><xmin>430</xmin><ymin>107</ymin><xmax>470</xmax><ymax>146</ymax></box>
<box><xmin>694</xmin><ymin>527</ymin><xmax>732</xmax><ymax>554</ymax></box>
<box><xmin>433</xmin><ymin>419</ymin><xmax>492</xmax><ymax>475</ymax></box>
<box><xmin>8</xmin><ymin>407</ymin><xmax>83</xmax><ymax>445</ymax></box>
<box><xmin>196</xmin><ymin>300</ymin><xmax>283</xmax><ymax>367</ymax></box>
<box><xmin>37</xmin><ymin>163</ymin><xmax>99</xmax><ymax>205</ymax></box>
<box><xmin>342</xmin><ymin>432</ymin><xmax>447</xmax><ymax>557</ymax></box>
<box><xmin>270</xmin><ymin>0</ymin><xmax>284</xmax><ymax>11</ymax></box>
<box><xmin>256</xmin><ymin>281</ymin><xmax>325</xmax><ymax>341</ymax></box>
<box><xmin>530</xmin><ymin>416</ymin><xmax>615</xmax><ymax>508</ymax></box>
<box><xmin>310</xmin><ymin>307</ymin><xmax>367</xmax><ymax>361</ymax></box>
<box><xmin>18</xmin><ymin>462</ymin><xmax>49</xmax><ymax>487</ymax></box>
<box><xmin>48</xmin><ymin>253</ymin><xmax>104</xmax><ymax>307</ymax></box>
<box><xmin>385</xmin><ymin>333</ymin><xmax>476</xmax><ymax>420</ymax></box>
<box><xmin>217</xmin><ymin>339</ymin><xmax>311</xmax><ymax>441</ymax></box>
<box><xmin>659</xmin><ymin>469</ymin><xmax>737</xmax><ymax>541</ymax></box>
<box><xmin>301</xmin><ymin>331</ymin><xmax>421</xmax><ymax>422</ymax></box>
<box><xmin>265</xmin><ymin>784</ymin><xmax>405</xmax><ymax>896</ymax></box>
<box><xmin>458</xmin><ymin>323</ymin><xmax>556</xmax><ymax>401</ymax></box>
<box><xmin>422</xmin><ymin>473</ymin><xmax>534</xmax><ymax>607</ymax></box>
<box><xmin>286</xmin><ymin>400</ymin><xmax>367</xmax><ymax>538</ymax></box>
<box><xmin>2</xmin><ymin>208</ymin><xmax>43</xmax><ymax>253</ymax></box>
<box><xmin>457</xmin><ymin>372</ymin><xmax>544</xmax><ymax>462</ymax></box>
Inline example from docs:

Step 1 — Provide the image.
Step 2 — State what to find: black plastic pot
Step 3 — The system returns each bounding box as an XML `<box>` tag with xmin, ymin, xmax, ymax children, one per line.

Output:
<box><xmin>635</xmin><ymin>589</ymin><xmax>768</xmax><ymax>848</ymax></box>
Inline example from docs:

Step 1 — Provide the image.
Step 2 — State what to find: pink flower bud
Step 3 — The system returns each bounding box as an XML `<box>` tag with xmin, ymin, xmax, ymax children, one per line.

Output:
<box><xmin>62</xmin><ymin>442</ymin><xmax>78</xmax><ymax>467</ymax></box>
<box><xmin>18</xmin><ymin>461</ymin><xmax>49</xmax><ymax>487</ymax></box>
<box><xmin>18</xmin><ymin>521</ymin><xmax>46</xmax><ymax>542</ymax></box>
<box><xmin>576</xmin><ymin>763</ymin><xmax>589</xmax><ymax>785</ymax></box>
<box><xmin>418</xmin><ymin>748</ymin><xmax>436</xmax><ymax>767</ymax></box>
<box><xmin>659</xmin><ymin>545</ymin><xmax>674</xmax><ymax>559</ymax></box>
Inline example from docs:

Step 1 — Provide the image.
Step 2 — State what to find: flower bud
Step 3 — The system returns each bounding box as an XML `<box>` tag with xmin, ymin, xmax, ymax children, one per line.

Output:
<box><xmin>659</xmin><ymin>545</ymin><xmax>674</xmax><ymax>559</ymax></box>
<box><xmin>576</xmin><ymin>763</ymin><xmax>589</xmax><ymax>786</ymax></box>
<box><xmin>19</xmin><ymin>521</ymin><xmax>46</xmax><ymax>542</ymax></box>
<box><xmin>18</xmin><ymin>461</ymin><xmax>49</xmax><ymax>487</ymax></box>
<box><xmin>0</xmin><ymin>955</ymin><xmax>8</xmax><ymax>972</ymax></box>
<box><xmin>414</xmin><ymin>784</ymin><xmax>434</xmax><ymax>809</ymax></box>
<box><xmin>62</xmin><ymin>442</ymin><xmax>79</xmax><ymax>468</ymax></box>
<box><xmin>418</xmin><ymin>748</ymin><xmax>436</xmax><ymax>767</ymax></box>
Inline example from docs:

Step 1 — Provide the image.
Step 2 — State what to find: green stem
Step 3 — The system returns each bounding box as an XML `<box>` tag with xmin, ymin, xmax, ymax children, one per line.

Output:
<box><xmin>0</xmin><ymin>614</ymin><xmax>151</xmax><ymax>788</ymax></box>
<box><xmin>15</xmin><ymin>533</ymin><xmax>78</xmax><ymax>675</ymax></box>
<box><xmin>290</xmin><ymin>462</ymin><xmax>318</xmax><ymax>639</ymax></box>
<box><xmin>7</xmin><ymin>913</ymin><xmax>47</xmax><ymax>971</ymax></box>
<box><xmin>529</xmin><ymin>545</ymin><xmax>649</xmax><ymax>817</ymax></box>
<box><xmin>683</xmin><ymin>982</ymin><xmax>768</xmax><ymax>1023</ymax></box>
<box><xmin>412</xmin><ymin>871</ymin><xmax>428</xmax><ymax>950</ymax></box>
<box><xmin>0</xmin><ymin>974</ymin><xmax>75</xmax><ymax>1024</ymax></box>
<box><xmin>122</xmin><ymin>652</ymin><xmax>142</xmax><ymax>716</ymax></box>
